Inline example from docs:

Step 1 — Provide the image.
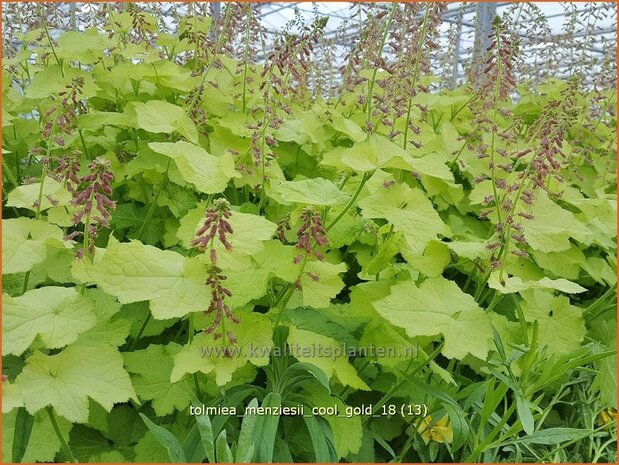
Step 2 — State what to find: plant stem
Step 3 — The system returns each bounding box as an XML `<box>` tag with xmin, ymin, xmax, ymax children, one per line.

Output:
<box><xmin>2</xmin><ymin>157</ymin><xmax>19</xmax><ymax>189</ymax></box>
<box><xmin>78</xmin><ymin>129</ymin><xmax>89</xmax><ymax>159</ymax></box>
<box><xmin>129</xmin><ymin>313</ymin><xmax>152</xmax><ymax>352</ymax></box>
<box><xmin>488</xmin><ymin>29</ymin><xmax>504</xmax><ymax>226</ymax></box>
<box><xmin>136</xmin><ymin>158</ymin><xmax>171</xmax><ymax>240</ymax></box>
<box><xmin>325</xmin><ymin>172</ymin><xmax>370</xmax><ymax>233</ymax></box>
<box><xmin>22</xmin><ymin>163</ymin><xmax>49</xmax><ymax>294</ymax></box>
<box><xmin>188</xmin><ymin>312</ymin><xmax>203</xmax><ymax>398</ymax></box>
<box><xmin>583</xmin><ymin>283</ymin><xmax>617</xmax><ymax>317</ymax></box>
<box><xmin>46</xmin><ymin>406</ymin><xmax>76</xmax><ymax>463</ymax></box>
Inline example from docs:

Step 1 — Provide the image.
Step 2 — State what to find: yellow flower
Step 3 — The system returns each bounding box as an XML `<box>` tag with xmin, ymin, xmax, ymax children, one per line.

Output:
<box><xmin>418</xmin><ymin>415</ymin><xmax>454</xmax><ymax>445</ymax></box>
<box><xmin>599</xmin><ymin>408</ymin><xmax>617</xmax><ymax>427</ymax></box>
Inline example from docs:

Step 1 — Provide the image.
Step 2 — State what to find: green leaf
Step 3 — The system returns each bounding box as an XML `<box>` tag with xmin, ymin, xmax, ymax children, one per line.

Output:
<box><xmin>274</xmin><ymin>110</ymin><xmax>328</xmax><ymax>146</ymax></box>
<box><xmin>139</xmin><ymin>413</ymin><xmax>187</xmax><ymax>463</ymax></box>
<box><xmin>519</xmin><ymin>290</ymin><xmax>586</xmax><ymax>356</ymax></box>
<box><xmin>16</xmin><ymin>345</ymin><xmax>136</xmax><ymax>423</ymax></box>
<box><xmin>402</xmin><ymin>239</ymin><xmax>451</xmax><ymax>278</ymax></box>
<box><xmin>215</xmin><ymin>429</ymin><xmax>233</xmax><ymax>462</ymax></box>
<box><xmin>56</xmin><ymin>29</ymin><xmax>108</xmax><ymax>63</ymax></box>
<box><xmin>283</xmin><ymin>306</ymin><xmax>367</xmax><ymax>347</ymax></box>
<box><xmin>194</xmin><ymin>405</ymin><xmax>215</xmax><ymax>463</ymax></box>
<box><xmin>26</xmin><ymin>66</ymin><xmax>100</xmax><ymax>99</ymax></box>
<box><xmin>2</xmin><ymin>218</ymin><xmax>67</xmax><ymax>274</ymax></box>
<box><xmin>516</xmin><ymin>395</ymin><xmax>535</xmax><ymax>435</ymax></box>
<box><xmin>296</xmin><ymin>260</ymin><xmax>348</xmax><ymax>309</ymax></box>
<box><xmin>285</xmin><ymin>362</ymin><xmax>332</xmax><ymax>394</ymax></box>
<box><xmin>171</xmin><ymin>312</ymin><xmax>273</xmax><ymax>386</ymax></box>
<box><xmin>522</xmin><ymin>191</ymin><xmax>590</xmax><ymax>252</ymax></box>
<box><xmin>488</xmin><ymin>272</ymin><xmax>587</xmax><ymax>294</ymax></box>
<box><xmin>270</xmin><ymin>177</ymin><xmax>351</xmax><ymax>206</ymax></box>
<box><xmin>329</xmin><ymin>111</ymin><xmax>365</xmax><ymax>142</ymax></box>
<box><xmin>124</xmin><ymin>343</ymin><xmax>193</xmax><ymax>416</ymax></box>
<box><xmin>132</xmin><ymin>101</ymin><xmax>198</xmax><ymax>143</ymax></box>
<box><xmin>305</xmin><ymin>386</ymin><xmax>363</xmax><ymax>458</ymax></box>
<box><xmin>77</xmin><ymin>111</ymin><xmax>132</xmax><ymax>129</ymax></box>
<box><xmin>3</xmin><ymin>286</ymin><xmax>97</xmax><ymax>356</ymax></box>
<box><xmin>508</xmin><ymin>427</ymin><xmax>594</xmax><ymax>445</ymax></box>
<box><xmin>373</xmin><ymin>277</ymin><xmax>493</xmax><ymax>360</ymax></box>
<box><xmin>340</xmin><ymin>135</ymin><xmax>417</xmax><ymax>172</ymax></box>
<box><xmin>252</xmin><ymin>392</ymin><xmax>282</xmax><ymax>462</ymax></box>
<box><xmin>359</xmin><ymin>183</ymin><xmax>447</xmax><ymax>255</ymax></box>
<box><xmin>73</xmin><ymin>237</ymin><xmax>212</xmax><ymax>319</ymax></box>
<box><xmin>134</xmin><ymin>431</ymin><xmax>169</xmax><ymax>462</ymax></box>
<box><xmin>223</xmin><ymin>243</ymin><xmax>298</xmax><ymax>306</ymax></box>
<box><xmin>589</xmin><ymin>316</ymin><xmax>617</xmax><ymax>406</ymax></box>
<box><xmin>149</xmin><ymin>141</ymin><xmax>237</xmax><ymax>194</ymax></box>
<box><xmin>3</xmin><ymin>381</ymin><xmax>24</xmax><ymax>413</ymax></box>
<box><xmin>302</xmin><ymin>415</ymin><xmax>338</xmax><ymax>462</ymax></box>
<box><xmin>286</xmin><ymin>325</ymin><xmax>370</xmax><ymax>390</ymax></box>
<box><xmin>6</xmin><ymin>178</ymin><xmax>72</xmax><ymax>211</ymax></box>
<box><xmin>72</xmin><ymin>290</ymin><xmax>131</xmax><ymax>348</ymax></box>
<box><xmin>11</xmin><ymin>407</ymin><xmax>33</xmax><ymax>463</ymax></box>
<box><xmin>236</xmin><ymin>398</ymin><xmax>258</xmax><ymax>463</ymax></box>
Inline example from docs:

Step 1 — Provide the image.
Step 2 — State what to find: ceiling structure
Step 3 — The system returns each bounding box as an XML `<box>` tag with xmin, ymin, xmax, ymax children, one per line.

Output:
<box><xmin>2</xmin><ymin>2</ymin><xmax>616</xmax><ymax>88</ymax></box>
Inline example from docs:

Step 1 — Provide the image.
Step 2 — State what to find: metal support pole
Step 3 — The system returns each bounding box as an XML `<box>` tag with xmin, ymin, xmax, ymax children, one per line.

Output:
<box><xmin>212</xmin><ymin>2</ymin><xmax>221</xmax><ymax>20</ymax></box>
<box><xmin>471</xmin><ymin>2</ymin><xmax>497</xmax><ymax>86</ymax></box>
<box><xmin>473</xmin><ymin>2</ymin><xmax>497</xmax><ymax>62</ymax></box>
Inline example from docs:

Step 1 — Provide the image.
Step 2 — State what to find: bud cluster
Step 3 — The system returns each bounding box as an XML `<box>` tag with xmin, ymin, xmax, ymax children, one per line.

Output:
<box><xmin>204</xmin><ymin>263</ymin><xmax>238</xmax><ymax>344</ymax></box>
<box><xmin>52</xmin><ymin>150</ymin><xmax>81</xmax><ymax>194</ymax></box>
<box><xmin>71</xmin><ymin>157</ymin><xmax>116</xmax><ymax>227</ymax></box>
<box><xmin>125</xmin><ymin>4</ymin><xmax>154</xmax><ymax>45</ymax></box>
<box><xmin>191</xmin><ymin>198</ymin><xmax>234</xmax><ymax>252</ymax></box>
<box><xmin>478</xmin><ymin>20</ymin><xmax>517</xmax><ymax>100</ymax></box>
<box><xmin>192</xmin><ymin>199</ymin><xmax>239</xmax><ymax>344</ymax></box>
<box><xmin>527</xmin><ymin>79</ymin><xmax>579</xmax><ymax>188</ymax></box>
<box><xmin>340</xmin><ymin>5</ymin><xmax>389</xmax><ymax>92</ymax></box>
<box><xmin>43</xmin><ymin>76</ymin><xmax>87</xmax><ymax>142</ymax></box>
<box><xmin>294</xmin><ymin>208</ymin><xmax>328</xmax><ymax>263</ymax></box>
<box><xmin>276</xmin><ymin>215</ymin><xmax>291</xmax><ymax>243</ymax></box>
<box><xmin>186</xmin><ymin>84</ymin><xmax>208</xmax><ymax>131</ymax></box>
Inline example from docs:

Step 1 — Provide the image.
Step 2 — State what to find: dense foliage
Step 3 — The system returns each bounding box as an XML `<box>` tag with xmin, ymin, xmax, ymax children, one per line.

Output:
<box><xmin>2</xmin><ymin>4</ymin><xmax>617</xmax><ymax>463</ymax></box>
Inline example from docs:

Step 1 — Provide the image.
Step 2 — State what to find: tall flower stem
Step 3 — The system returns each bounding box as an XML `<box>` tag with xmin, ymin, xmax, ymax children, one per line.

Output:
<box><xmin>401</xmin><ymin>5</ymin><xmax>432</xmax><ymax>153</ymax></box>
<box><xmin>78</xmin><ymin>189</ymin><xmax>96</xmax><ymax>295</ymax></box>
<box><xmin>39</xmin><ymin>6</ymin><xmax>64</xmax><ymax>76</ymax></box>
<box><xmin>488</xmin><ymin>30</ymin><xmax>505</xmax><ymax>226</ymax></box>
<box><xmin>365</xmin><ymin>4</ymin><xmax>397</xmax><ymax>131</ymax></box>
<box><xmin>22</xmin><ymin>130</ymin><xmax>54</xmax><ymax>295</ymax></box>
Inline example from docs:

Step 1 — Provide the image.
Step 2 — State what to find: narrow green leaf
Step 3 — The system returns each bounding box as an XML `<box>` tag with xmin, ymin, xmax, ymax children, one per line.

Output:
<box><xmin>194</xmin><ymin>407</ymin><xmax>215</xmax><ymax>463</ymax></box>
<box><xmin>302</xmin><ymin>415</ymin><xmax>338</xmax><ymax>462</ymax></box>
<box><xmin>12</xmin><ymin>407</ymin><xmax>34</xmax><ymax>463</ymax></box>
<box><xmin>215</xmin><ymin>429</ymin><xmax>233</xmax><ymax>463</ymax></box>
<box><xmin>515</xmin><ymin>395</ymin><xmax>535</xmax><ymax>435</ymax></box>
<box><xmin>236</xmin><ymin>398</ymin><xmax>258</xmax><ymax>463</ymax></box>
<box><xmin>139</xmin><ymin>413</ymin><xmax>186</xmax><ymax>463</ymax></box>
<box><xmin>252</xmin><ymin>392</ymin><xmax>282</xmax><ymax>462</ymax></box>
<box><xmin>508</xmin><ymin>427</ymin><xmax>595</xmax><ymax>445</ymax></box>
